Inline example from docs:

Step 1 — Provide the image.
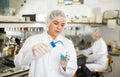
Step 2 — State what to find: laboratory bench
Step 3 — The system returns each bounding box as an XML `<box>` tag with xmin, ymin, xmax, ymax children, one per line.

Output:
<box><xmin>0</xmin><ymin>68</ymin><xmax>29</xmax><ymax>77</ymax></box>
<box><xmin>109</xmin><ymin>52</ymin><xmax>120</xmax><ymax>56</ymax></box>
<box><xmin>0</xmin><ymin>57</ymin><xmax>29</xmax><ymax>77</ymax></box>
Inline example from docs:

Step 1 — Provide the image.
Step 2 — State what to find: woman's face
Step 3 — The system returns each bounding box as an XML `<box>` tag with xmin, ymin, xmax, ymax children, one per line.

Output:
<box><xmin>91</xmin><ymin>34</ymin><xmax>100</xmax><ymax>40</ymax></box>
<box><xmin>47</xmin><ymin>17</ymin><xmax>66</xmax><ymax>39</ymax></box>
<box><xmin>91</xmin><ymin>34</ymin><xmax>96</xmax><ymax>40</ymax></box>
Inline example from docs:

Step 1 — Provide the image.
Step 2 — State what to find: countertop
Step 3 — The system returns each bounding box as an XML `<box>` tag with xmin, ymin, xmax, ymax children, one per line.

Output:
<box><xmin>0</xmin><ymin>57</ymin><xmax>29</xmax><ymax>77</ymax></box>
<box><xmin>109</xmin><ymin>52</ymin><xmax>120</xmax><ymax>56</ymax></box>
<box><xmin>0</xmin><ymin>67</ymin><xmax>29</xmax><ymax>77</ymax></box>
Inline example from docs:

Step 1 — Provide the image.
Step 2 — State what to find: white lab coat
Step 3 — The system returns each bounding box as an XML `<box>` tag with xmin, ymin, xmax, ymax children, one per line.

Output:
<box><xmin>84</xmin><ymin>38</ymin><xmax>108</xmax><ymax>71</ymax></box>
<box><xmin>14</xmin><ymin>32</ymin><xmax>77</xmax><ymax>77</ymax></box>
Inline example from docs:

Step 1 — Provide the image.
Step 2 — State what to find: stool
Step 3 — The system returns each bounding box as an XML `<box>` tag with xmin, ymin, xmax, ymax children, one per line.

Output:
<box><xmin>90</xmin><ymin>55</ymin><xmax>113</xmax><ymax>77</ymax></box>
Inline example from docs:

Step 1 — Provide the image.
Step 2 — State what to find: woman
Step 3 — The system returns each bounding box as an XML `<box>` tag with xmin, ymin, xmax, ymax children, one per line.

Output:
<box><xmin>14</xmin><ymin>10</ymin><xmax>77</xmax><ymax>77</ymax></box>
<box><xmin>79</xmin><ymin>27</ymin><xmax>108</xmax><ymax>77</ymax></box>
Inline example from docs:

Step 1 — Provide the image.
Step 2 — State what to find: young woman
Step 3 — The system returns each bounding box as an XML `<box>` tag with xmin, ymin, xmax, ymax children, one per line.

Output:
<box><xmin>14</xmin><ymin>10</ymin><xmax>77</xmax><ymax>77</ymax></box>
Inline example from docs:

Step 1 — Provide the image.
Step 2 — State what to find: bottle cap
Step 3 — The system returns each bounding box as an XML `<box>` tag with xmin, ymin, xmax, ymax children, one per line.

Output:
<box><xmin>50</xmin><ymin>41</ymin><xmax>56</xmax><ymax>48</ymax></box>
<box><xmin>60</xmin><ymin>54</ymin><xmax>67</xmax><ymax>59</ymax></box>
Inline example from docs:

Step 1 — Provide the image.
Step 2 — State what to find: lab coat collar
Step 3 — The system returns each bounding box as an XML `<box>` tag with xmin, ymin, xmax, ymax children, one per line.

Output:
<box><xmin>44</xmin><ymin>31</ymin><xmax>62</xmax><ymax>42</ymax></box>
<box><xmin>43</xmin><ymin>32</ymin><xmax>64</xmax><ymax>47</ymax></box>
<box><xmin>98</xmin><ymin>38</ymin><xmax>103</xmax><ymax>41</ymax></box>
<box><xmin>96</xmin><ymin>38</ymin><xmax>103</xmax><ymax>43</ymax></box>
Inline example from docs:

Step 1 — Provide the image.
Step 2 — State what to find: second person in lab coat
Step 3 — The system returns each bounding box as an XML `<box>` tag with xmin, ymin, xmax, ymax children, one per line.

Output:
<box><xmin>79</xmin><ymin>27</ymin><xmax>108</xmax><ymax>77</ymax></box>
<box><xmin>14</xmin><ymin>10</ymin><xmax>77</xmax><ymax>77</ymax></box>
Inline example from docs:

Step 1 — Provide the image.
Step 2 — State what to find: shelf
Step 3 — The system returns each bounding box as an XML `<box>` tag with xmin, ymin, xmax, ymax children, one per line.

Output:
<box><xmin>0</xmin><ymin>21</ymin><xmax>45</xmax><ymax>23</ymax></box>
<box><xmin>67</xmin><ymin>22</ymin><xmax>103</xmax><ymax>24</ymax></box>
<box><xmin>0</xmin><ymin>21</ymin><xmax>46</xmax><ymax>28</ymax></box>
<box><xmin>0</xmin><ymin>21</ymin><xmax>103</xmax><ymax>25</ymax></box>
<box><xmin>102</xmin><ymin>10</ymin><xmax>120</xmax><ymax>25</ymax></box>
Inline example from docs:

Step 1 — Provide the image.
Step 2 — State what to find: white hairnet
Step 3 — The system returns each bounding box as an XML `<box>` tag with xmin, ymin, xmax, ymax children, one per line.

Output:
<box><xmin>92</xmin><ymin>27</ymin><xmax>102</xmax><ymax>37</ymax></box>
<box><xmin>46</xmin><ymin>10</ymin><xmax>66</xmax><ymax>26</ymax></box>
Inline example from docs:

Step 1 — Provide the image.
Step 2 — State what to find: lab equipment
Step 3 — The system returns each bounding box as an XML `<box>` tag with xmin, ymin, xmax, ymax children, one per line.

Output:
<box><xmin>50</xmin><ymin>40</ymin><xmax>64</xmax><ymax>48</ymax></box>
<box><xmin>60</xmin><ymin>53</ymin><xmax>68</xmax><ymax>67</ymax></box>
<box><xmin>60</xmin><ymin>54</ymin><xmax>67</xmax><ymax>59</ymax></box>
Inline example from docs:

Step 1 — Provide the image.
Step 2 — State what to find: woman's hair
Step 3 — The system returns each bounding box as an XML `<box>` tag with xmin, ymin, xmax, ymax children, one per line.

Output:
<box><xmin>46</xmin><ymin>10</ymin><xmax>66</xmax><ymax>26</ymax></box>
<box><xmin>92</xmin><ymin>27</ymin><xmax>102</xmax><ymax>37</ymax></box>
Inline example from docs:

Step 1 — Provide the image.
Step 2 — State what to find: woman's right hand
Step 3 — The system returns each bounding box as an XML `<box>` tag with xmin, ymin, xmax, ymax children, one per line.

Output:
<box><xmin>32</xmin><ymin>43</ymin><xmax>52</xmax><ymax>57</ymax></box>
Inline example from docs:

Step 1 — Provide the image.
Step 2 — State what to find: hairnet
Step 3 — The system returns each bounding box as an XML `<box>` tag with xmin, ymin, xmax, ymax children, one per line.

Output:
<box><xmin>46</xmin><ymin>10</ymin><xmax>66</xmax><ymax>26</ymax></box>
<box><xmin>92</xmin><ymin>27</ymin><xmax>102</xmax><ymax>37</ymax></box>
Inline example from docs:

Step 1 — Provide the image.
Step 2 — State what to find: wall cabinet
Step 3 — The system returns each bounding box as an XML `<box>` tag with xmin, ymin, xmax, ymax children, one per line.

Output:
<box><xmin>102</xmin><ymin>10</ymin><xmax>120</xmax><ymax>25</ymax></box>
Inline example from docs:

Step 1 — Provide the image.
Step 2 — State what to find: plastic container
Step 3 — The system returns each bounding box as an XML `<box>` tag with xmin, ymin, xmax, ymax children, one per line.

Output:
<box><xmin>60</xmin><ymin>54</ymin><xmax>67</xmax><ymax>67</ymax></box>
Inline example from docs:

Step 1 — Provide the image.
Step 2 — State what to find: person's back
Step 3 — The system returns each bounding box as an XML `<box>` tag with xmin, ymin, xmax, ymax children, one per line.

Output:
<box><xmin>86</xmin><ymin>38</ymin><xmax>108</xmax><ymax>71</ymax></box>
